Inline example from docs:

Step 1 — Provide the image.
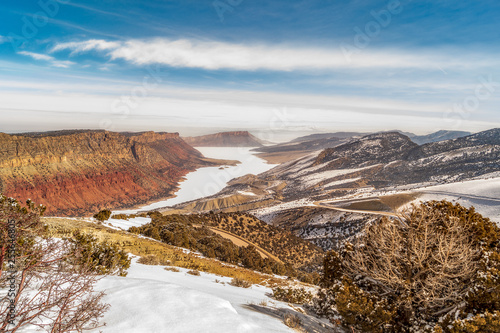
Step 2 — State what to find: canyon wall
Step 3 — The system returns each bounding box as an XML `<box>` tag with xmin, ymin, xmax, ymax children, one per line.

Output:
<box><xmin>0</xmin><ymin>130</ymin><xmax>217</xmax><ymax>216</ymax></box>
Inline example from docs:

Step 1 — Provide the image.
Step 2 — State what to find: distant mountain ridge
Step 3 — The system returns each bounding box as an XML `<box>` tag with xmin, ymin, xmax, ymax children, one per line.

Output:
<box><xmin>183</xmin><ymin>131</ymin><xmax>264</xmax><ymax>147</ymax></box>
<box><xmin>255</xmin><ymin>130</ymin><xmax>472</xmax><ymax>156</ymax></box>
<box><xmin>407</xmin><ymin>130</ymin><xmax>471</xmax><ymax>145</ymax></box>
<box><xmin>0</xmin><ymin>130</ymin><xmax>221</xmax><ymax>216</ymax></box>
<box><xmin>290</xmin><ymin>132</ymin><xmax>368</xmax><ymax>143</ymax></box>
<box><xmin>263</xmin><ymin>128</ymin><xmax>500</xmax><ymax>200</ymax></box>
<box><xmin>313</xmin><ymin>132</ymin><xmax>419</xmax><ymax>168</ymax></box>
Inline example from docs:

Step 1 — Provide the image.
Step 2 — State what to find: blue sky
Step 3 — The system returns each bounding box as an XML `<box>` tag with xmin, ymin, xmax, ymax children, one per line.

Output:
<box><xmin>1</xmin><ymin>0</ymin><xmax>499</xmax><ymax>140</ymax></box>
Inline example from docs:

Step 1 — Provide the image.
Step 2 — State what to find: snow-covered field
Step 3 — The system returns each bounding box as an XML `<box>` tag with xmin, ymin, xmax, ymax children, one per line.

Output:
<box><xmin>299</xmin><ymin>166</ymin><xmax>374</xmax><ymax>188</ymax></box>
<box><xmin>106</xmin><ymin>216</ymin><xmax>152</xmax><ymax>230</ymax></box>
<box><xmin>414</xmin><ymin>176</ymin><xmax>500</xmax><ymax>223</ymax></box>
<box><xmin>93</xmin><ymin>259</ymin><xmax>296</xmax><ymax>333</ymax></box>
<box><xmin>114</xmin><ymin>147</ymin><xmax>276</xmax><ymax>215</ymax></box>
<box><xmin>249</xmin><ymin>199</ymin><xmax>315</xmax><ymax>223</ymax></box>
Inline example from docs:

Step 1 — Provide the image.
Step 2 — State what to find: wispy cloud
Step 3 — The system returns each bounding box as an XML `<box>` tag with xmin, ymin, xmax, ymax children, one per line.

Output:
<box><xmin>18</xmin><ymin>51</ymin><xmax>54</xmax><ymax>62</ymax></box>
<box><xmin>63</xmin><ymin>2</ymin><xmax>128</xmax><ymax>19</ymax></box>
<box><xmin>18</xmin><ymin>51</ymin><xmax>75</xmax><ymax>68</ymax></box>
<box><xmin>52</xmin><ymin>39</ymin><xmax>121</xmax><ymax>55</ymax></box>
<box><xmin>50</xmin><ymin>38</ymin><xmax>499</xmax><ymax>72</ymax></box>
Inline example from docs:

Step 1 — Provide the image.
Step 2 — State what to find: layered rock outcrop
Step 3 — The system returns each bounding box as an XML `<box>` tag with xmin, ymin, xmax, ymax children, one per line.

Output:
<box><xmin>0</xmin><ymin>130</ymin><xmax>218</xmax><ymax>216</ymax></box>
<box><xmin>182</xmin><ymin>131</ymin><xmax>264</xmax><ymax>147</ymax></box>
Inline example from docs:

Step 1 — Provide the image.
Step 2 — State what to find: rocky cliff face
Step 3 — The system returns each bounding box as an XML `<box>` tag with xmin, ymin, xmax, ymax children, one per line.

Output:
<box><xmin>182</xmin><ymin>131</ymin><xmax>264</xmax><ymax>147</ymax></box>
<box><xmin>0</xmin><ymin>130</ymin><xmax>217</xmax><ymax>216</ymax></box>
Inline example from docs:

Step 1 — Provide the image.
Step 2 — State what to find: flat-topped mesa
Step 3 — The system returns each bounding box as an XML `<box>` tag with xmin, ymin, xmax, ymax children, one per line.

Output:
<box><xmin>122</xmin><ymin>131</ymin><xmax>181</xmax><ymax>143</ymax></box>
<box><xmin>0</xmin><ymin>130</ymin><xmax>218</xmax><ymax>216</ymax></box>
<box><xmin>182</xmin><ymin>131</ymin><xmax>265</xmax><ymax>147</ymax></box>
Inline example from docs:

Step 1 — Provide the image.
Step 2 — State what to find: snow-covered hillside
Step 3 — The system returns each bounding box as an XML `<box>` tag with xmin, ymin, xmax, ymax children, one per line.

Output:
<box><xmin>413</xmin><ymin>176</ymin><xmax>500</xmax><ymax>223</ymax></box>
<box><xmin>92</xmin><ymin>259</ymin><xmax>305</xmax><ymax>333</ymax></box>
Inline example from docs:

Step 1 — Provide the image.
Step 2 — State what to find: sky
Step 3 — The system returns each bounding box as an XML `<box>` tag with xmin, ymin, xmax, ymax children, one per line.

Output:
<box><xmin>1</xmin><ymin>0</ymin><xmax>499</xmax><ymax>141</ymax></box>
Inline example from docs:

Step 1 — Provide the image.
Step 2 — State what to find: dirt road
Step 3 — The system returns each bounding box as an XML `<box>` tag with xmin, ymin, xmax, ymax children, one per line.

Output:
<box><xmin>313</xmin><ymin>200</ymin><xmax>399</xmax><ymax>217</ymax></box>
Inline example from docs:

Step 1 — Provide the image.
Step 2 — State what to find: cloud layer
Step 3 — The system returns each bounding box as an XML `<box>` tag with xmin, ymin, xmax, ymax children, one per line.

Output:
<box><xmin>50</xmin><ymin>38</ymin><xmax>496</xmax><ymax>72</ymax></box>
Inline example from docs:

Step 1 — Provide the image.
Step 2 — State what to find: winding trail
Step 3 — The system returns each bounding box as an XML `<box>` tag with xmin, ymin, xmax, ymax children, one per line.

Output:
<box><xmin>193</xmin><ymin>224</ymin><xmax>283</xmax><ymax>263</ymax></box>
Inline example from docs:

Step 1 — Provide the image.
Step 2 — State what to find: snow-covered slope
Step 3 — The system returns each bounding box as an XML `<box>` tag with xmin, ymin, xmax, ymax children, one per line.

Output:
<box><xmin>413</xmin><ymin>175</ymin><xmax>500</xmax><ymax>223</ymax></box>
<box><xmin>93</xmin><ymin>259</ymin><xmax>297</xmax><ymax>333</ymax></box>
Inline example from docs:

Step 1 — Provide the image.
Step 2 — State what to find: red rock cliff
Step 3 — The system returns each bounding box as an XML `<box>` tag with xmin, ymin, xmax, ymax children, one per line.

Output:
<box><xmin>0</xmin><ymin>130</ymin><xmax>215</xmax><ymax>216</ymax></box>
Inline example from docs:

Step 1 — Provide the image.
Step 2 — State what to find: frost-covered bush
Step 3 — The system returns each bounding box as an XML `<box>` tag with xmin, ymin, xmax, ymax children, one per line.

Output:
<box><xmin>313</xmin><ymin>201</ymin><xmax>500</xmax><ymax>332</ymax></box>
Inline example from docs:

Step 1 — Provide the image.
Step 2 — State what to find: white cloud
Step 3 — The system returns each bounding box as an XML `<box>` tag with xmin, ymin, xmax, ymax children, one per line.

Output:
<box><xmin>18</xmin><ymin>51</ymin><xmax>55</xmax><ymax>62</ymax></box>
<box><xmin>18</xmin><ymin>51</ymin><xmax>75</xmax><ymax>68</ymax></box>
<box><xmin>51</xmin><ymin>60</ymin><xmax>76</xmax><ymax>68</ymax></box>
<box><xmin>50</xmin><ymin>38</ymin><xmax>499</xmax><ymax>72</ymax></box>
<box><xmin>0</xmin><ymin>35</ymin><xmax>7</xmax><ymax>44</ymax></box>
<box><xmin>1</xmin><ymin>81</ymin><xmax>498</xmax><ymax>139</ymax></box>
<box><xmin>51</xmin><ymin>39</ymin><xmax>121</xmax><ymax>55</ymax></box>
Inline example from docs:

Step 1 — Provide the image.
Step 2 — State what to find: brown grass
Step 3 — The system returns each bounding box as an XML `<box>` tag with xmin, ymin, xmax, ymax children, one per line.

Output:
<box><xmin>338</xmin><ymin>199</ymin><xmax>392</xmax><ymax>212</ymax></box>
<box><xmin>229</xmin><ymin>277</ymin><xmax>252</xmax><ymax>288</ymax></box>
<box><xmin>42</xmin><ymin>217</ymin><xmax>291</xmax><ymax>286</ymax></box>
<box><xmin>164</xmin><ymin>267</ymin><xmax>180</xmax><ymax>272</ymax></box>
<box><xmin>380</xmin><ymin>193</ymin><xmax>420</xmax><ymax>210</ymax></box>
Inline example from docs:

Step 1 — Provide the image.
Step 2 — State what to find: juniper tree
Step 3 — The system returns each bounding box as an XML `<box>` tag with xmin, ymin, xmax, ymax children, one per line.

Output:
<box><xmin>314</xmin><ymin>201</ymin><xmax>500</xmax><ymax>332</ymax></box>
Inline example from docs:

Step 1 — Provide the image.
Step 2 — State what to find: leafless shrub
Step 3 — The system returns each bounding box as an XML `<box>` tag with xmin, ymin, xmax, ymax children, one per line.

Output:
<box><xmin>164</xmin><ymin>267</ymin><xmax>180</xmax><ymax>272</ymax></box>
<box><xmin>345</xmin><ymin>205</ymin><xmax>480</xmax><ymax>316</ymax></box>
<box><xmin>0</xmin><ymin>196</ymin><xmax>109</xmax><ymax>332</ymax></box>
<box><xmin>229</xmin><ymin>277</ymin><xmax>252</xmax><ymax>288</ymax></box>
<box><xmin>283</xmin><ymin>313</ymin><xmax>302</xmax><ymax>330</ymax></box>
<box><xmin>0</xmin><ymin>238</ymin><xmax>109</xmax><ymax>332</ymax></box>
<box><xmin>138</xmin><ymin>254</ymin><xmax>161</xmax><ymax>265</ymax></box>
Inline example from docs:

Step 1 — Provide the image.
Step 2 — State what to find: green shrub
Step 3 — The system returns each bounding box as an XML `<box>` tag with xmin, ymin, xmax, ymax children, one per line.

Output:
<box><xmin>272</xmin><ymin>286</ymin><xmax>314</xmax><ymax>305</ymax></box>
<box><xmin>93</xmin><ymin>209</ymin><xmax>111</xmax><ymax>222</ymax></box>
<box><xmin>128</xmin><ymin>215</ymin><xmax>297</xmax><ymax>277</ymax></box>
<box><xmin>439</xmin><ymin>311</ymin><xmax>500</xmax><ymax>333</ymax></box>
<box><xmin>68</xmin><ymin>232</ymin><xmax>131</xmax><ymax>276</ymax></box>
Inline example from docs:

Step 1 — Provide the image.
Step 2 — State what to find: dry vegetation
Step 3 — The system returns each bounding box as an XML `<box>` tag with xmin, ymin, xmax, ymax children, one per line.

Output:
<box><xmin>379</xmin><ymin>192</ymin><xmax>420</xmax><ymax>210</ymax></box>
<box><xmin>43</xmin><ymin>217</ymin><xmax>294</xmax><ymax>286</ymax></box>
<box><xmin>229</xmin><ymin>277</ymin><xmax>252</xmax><ymax>288</ymax></box>
<box><xmin>314</xmin><ymin>201</ymin><xmax>500</xmax><ymax>332</ymax></box>
<box><xmin>196</xmin><ymin>212</ymin><xmax>324</xmax><ymax>270</ymax></box>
